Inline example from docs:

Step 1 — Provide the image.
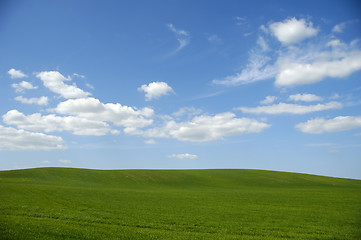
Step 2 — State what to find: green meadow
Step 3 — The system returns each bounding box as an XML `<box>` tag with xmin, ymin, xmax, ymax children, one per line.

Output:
<box><xmin>1</xmin><ymin>168</ymin><xmax>360</xmax><ymax>239</ymax></box>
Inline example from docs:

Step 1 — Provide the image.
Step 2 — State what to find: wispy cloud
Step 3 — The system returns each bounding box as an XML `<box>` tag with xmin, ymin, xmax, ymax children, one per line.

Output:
<box><xmin>144</xmin><ymin>139</ymin><xmax>156</xmax><ymax>145</ymax></box>
<box><xmin>59</xmin><ymin>159</ymin><xmax>71</xmax><ymax>163</ymax></box>
<box><xmin>73</xmin><ymin>73</ymin><xmax>85</xmax><ymax>79</ymax></box>
<box><xmin>207</xmin><ymin>34</ymin><xmax>222</xmax><ymax>44</ymax></box>
<box><xmin>168</xmin><ymin>153</ymin><xmax>198</xmax><ymax>159</ymax></box>
<box><xmin>332</xmin><ymin>19</ymin><xmax>359</xmax><ymax>33</ymax></box>
<box><xmin>234</xmin><ymin>16</ymin><xmax>247</xmax><ymax>26</ymax></box>
<box><xmin>213</xmin><ymin>52</ymin><xmax>277</xmax><ymax>86</ymax></box>
<box><xmin>172</xmin><ymin>107</ymin><xmax>203</xmax><ymax>118</ymax></box>
<box><xmin>167</xmin><ymin>24</ymin><xmax>190</xmax><ymax>54</ymax></box>
<box><xmin>237</xmin><ymin>102</ymin><xmax>342</xmax><ymax>115</ymax></box>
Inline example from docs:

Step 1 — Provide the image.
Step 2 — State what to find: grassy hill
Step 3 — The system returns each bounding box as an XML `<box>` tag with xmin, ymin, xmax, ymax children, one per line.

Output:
<box><xmin>1</xmin><ymin>168</ymin><xmax>360</xmax><ymax>239</ymax></box>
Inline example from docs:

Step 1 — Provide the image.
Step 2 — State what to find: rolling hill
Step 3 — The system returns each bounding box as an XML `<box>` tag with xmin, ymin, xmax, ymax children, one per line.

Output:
<box><xmin>1</xmin><ymin>168</ymin><xmax>360</xmax><ymax>239</ymax></box>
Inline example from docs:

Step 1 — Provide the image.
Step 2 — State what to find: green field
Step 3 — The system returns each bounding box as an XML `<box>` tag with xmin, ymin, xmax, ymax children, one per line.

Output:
<box><xmin>1</xmin><ymin>168</ymin><xmax>360</xmax><ymax>239</ymax></box>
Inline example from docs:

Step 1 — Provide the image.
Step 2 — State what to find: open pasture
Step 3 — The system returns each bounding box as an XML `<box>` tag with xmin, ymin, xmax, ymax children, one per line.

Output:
<box><xmin>1</xmin><ymin>168</ymin><xmax>360</xmax><ymax>239</ymax></box>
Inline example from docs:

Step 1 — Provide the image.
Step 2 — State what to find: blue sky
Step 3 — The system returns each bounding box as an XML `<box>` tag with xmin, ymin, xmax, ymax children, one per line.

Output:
<box><xmin>1</xmin><ymin>0</ymin><xmax>361</xmax><ymax>179</ymax></box>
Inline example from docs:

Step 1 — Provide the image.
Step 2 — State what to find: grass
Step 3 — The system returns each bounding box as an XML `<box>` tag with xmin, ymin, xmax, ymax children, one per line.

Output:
<box><xmin>1</xmin><ymin>168</ymin><xmax>360</xmax><ymax>239</ymax></box>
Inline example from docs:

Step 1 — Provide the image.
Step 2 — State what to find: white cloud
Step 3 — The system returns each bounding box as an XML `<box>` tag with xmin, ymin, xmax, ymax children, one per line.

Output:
<box><xmin>8</xmin><ymin>68</ymin><xmax>27</xmax><ymax>79</ymax></box>
<box><xmin>144</xmin><ymin>139</ymin><xmax>156</xmax><ymax>144</ymax></box>
<box><xmin>85</xmin><ymin>83</ymin><xmax>94</xmax><ymax>89</ymax></box>
<box><xmin>172</xmin><ymin>107</ymin><xmax>203</xmax><ymax>118</ymax></box>
<box><xmin>11</xmin><ymin>81</ymin><xmax>38</xmax><ymax>92</ymax></box>
<box><xmin>288</xmin><ymin>93</ymin><xmax>323</xmax><ymax>102</ymax></box>
<box><xmin>332</xmin><ymin>20</ymin><xmax>358</xmax><ymax>33</ymax></box>
<box><xmin>138</xmin><ymin>82</ymin><xmax>174</xmax><ymax>101</ymax></box>
<box><xmin>36</xmin><ymin>71</ymin><xmax>91</xmax><ymax>99</ymax></box>
<box><xmin>213</xmin><ymin>53</ymin><xmax>277</xmax><ymax>86</ymax></box>
<box><xmin>3</xmin><ymin>110</ymin><xmax>117</xmax><ymax>136</ymax></box>
<box><xmin>0</xmin><ymin>125</ymin><xmax>66</xmax><ymax>151</ymax></box>
<box><xmin>238</xmin><ymin>101</ymin><xmax>342</xmax><ymax>115</ymax></box>
<box><xmin>73</xmin><ymin>73</ymin><xmax>85</xmax><ymax>79</ymax></box>
<box><xmin>269</xmin><ymin>18</ymin><xmax>319</xmax><ymax>44</ymax></box>
<box><xmin>275</xmin><ymin>51</ymin><xmax>361</xmax><ymax>86</ymax></box>
<box><xmin>15</xmin><ymin>96</ymin><xmax>48</xmax><ymax>106</ymax></box>
<box><xmin>168</xmin><ymin>153</ymin><xmax>198</xmax><ymax>159</ymax></box>
<box><xmin>257</xmin><ymin>36</ymin><xmax>269</xmax><ymax>51</ymax></box>
<box><xmin>326</xmin><ymin>39</ymin><xmax>344</xmax><ymax>48</ymax></box>
<box><xmin>41</xmin><ymin>161</ymin><xmax>50</xmax><ymax>164</ymax></box>
<box><xmin>214</xmin><ymin>17</ymin><xmax>361</xmax><ymax>88</ymax></box>
<box><xmin>59</xmin><ymin>159</ymin><xmax>71</xmax><ymax>163</ymax></box>
<box><xmin>130</xmin><ymin>112</ymin><xmax>270</xmax><ymax>142</ymax></box>
<box><xmin>235</xmin><ymin>16</ymin><xmax>247</xmax><ymax>26</ymax></box>
<box><xmin>259</xmin><ymin>24</ymin><xmax>268</xmax><ymax>33</ymax></box>
<box><xmin>296</xmin><ymin>116</ymin><xmax>361</xmax><ymax>134</ymax></box>
<box><xmin>260</xmin><ymin>96</ymin><xmax>277</xmax><ymax>105</ymax></box>
<box><xmin>167</xmin><ymin>24</ymin><xmax>190</xmax><ymax>53</ymax></box>
<box><xmin>329</xmin><ymin>93</ymin><xmax>340</xmax><ymax>100</ymax></box>
<box><xmin>332</xmin><ymin>23</ymin><xmax>347</xmax><ymax>33</ymax></box>
<box><xmin>207</xmin><ymin>35</ymin><xmax>222</xmax><ymax>44</ymax></box>
<box><xmin>327</xmin><ymin>148</ymin><xmax>340</xmax><ymax>153</ymax></box>
<box><xmin>54</xmin><ymin>97</ymin><xmax>153</xmax><ymax>129</ymax></box>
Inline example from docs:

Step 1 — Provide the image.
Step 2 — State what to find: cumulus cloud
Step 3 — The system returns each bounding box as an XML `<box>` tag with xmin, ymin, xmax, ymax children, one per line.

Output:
<box><xmin>237</xmin><ymin>102</ymin><xmax>342</xmax><ymax>114</ymax></box>
<box><xmin>168</xmin><ymin>153</ymin><xmax>198</xmax><ymax>159</ymax></box>
<box><xmin>3</xmin><ymin>110</ymin><xmax>118</xmax><ymax>136</ymax></box>
<box><xmin>15</xmin><ymin>96</ymin><xmax>48</xmax><ymax>106</ymax></box>
<box><xmin>167</xmin><ymin>24</ymin><xmax>190</xmax><ymax>53</ymax></box>
<box><xmin>129</xmin><ymin>112</ymin><xmax>270</xmax><ymax>142</ymax></box>
<box><xmin>54</xmin><ymin>97</ymin><xmax>153</xmax><ymax>129</ymax></box>
<box><xmin>260</xmin><ymin>96</ymin><xmax>277</xmax><ymax>105</ymax></box>
<box><xmin>214</xmin><ymin>17</ymin><xmax>361</xmax><ymax>87</ymax></box>
<box><xmin>36</xmin><ymin>71</ymin><xmax>91</xmax><ymax>99</ymax></box>
<box><xmin>138</xmin><ymin>82</ymin><xmax>174</xmax><ymax>101</ymax></box>
<box><xmin>8</xmin><ymin>68</ymin><xmax>27</xmax><ymax>79</ymax></box>
<box><xmin>11</xmin><ymin>81</ymin><xmax>38</xmax><ymax>92</ymax></box>
<box><xmin>296</xmin><ymin>116</ymin><xmax>361</xmax><ymax>134</ymax></box>
<box><xmin>0</xmin><ymin>125</ymin><xmax>66</xmax><ymax>151</ymax></box>
<box><xmin>288</xmin><ymin>93</ymin><xmax>323</xmax><ymax>102</ymax></box>
<box><xmin>269</xmin><ymin>18</ymin><xmax>319</xmax><ymax>44</ymax></box>
<box><xmin>275</xmin><ymin>51</ymin><xmax>361</xmax><ymax>86</ymax></box>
